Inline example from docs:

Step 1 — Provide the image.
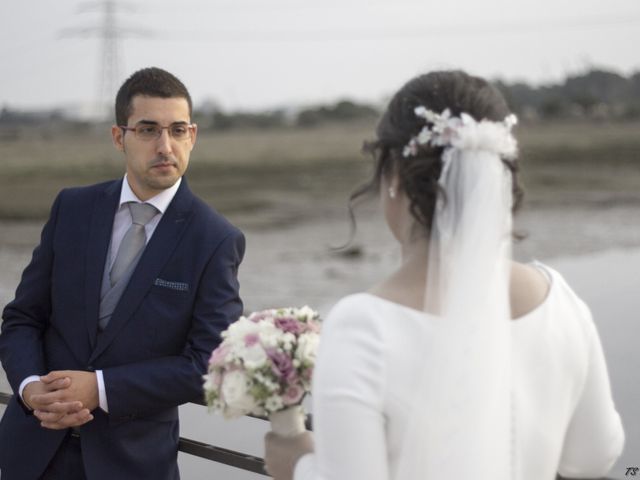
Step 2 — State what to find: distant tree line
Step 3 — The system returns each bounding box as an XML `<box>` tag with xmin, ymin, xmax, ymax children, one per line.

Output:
<box><xmin>0</xmin><ymin>107</ymin><xmax>93</xmax><ymax>140</ymax></box>
<box><xmin>495</xmin><ymin>69</ymin><xmax>640</xmax><ymax>121</ymax></box>
<box><xmin>194</xmin><ymin>69</ymin><xmax>640</xmax><ymax>130</ymax></box>
<box><xmin>1</xmin><ymin>69</ymin><xmax>639</xmax><ymax>135</ymax></box>
<box><xmin>194</xmin><ymin>99</ymin><xmax>379</xmax><ymax>131</ymax></box>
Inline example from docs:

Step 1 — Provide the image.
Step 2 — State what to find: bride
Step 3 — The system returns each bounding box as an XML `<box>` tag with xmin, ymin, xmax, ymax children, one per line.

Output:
<box><xmin>263</xmin><ymin>70</ymin><xmax>624</xmax><ymax>480</ymax></box>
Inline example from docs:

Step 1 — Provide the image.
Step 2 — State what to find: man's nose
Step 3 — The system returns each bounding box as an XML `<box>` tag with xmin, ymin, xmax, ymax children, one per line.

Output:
<box><xmin>156</xmin><ymin>128</ymin><xmax>173</xmax><ymax>154</ymax></box>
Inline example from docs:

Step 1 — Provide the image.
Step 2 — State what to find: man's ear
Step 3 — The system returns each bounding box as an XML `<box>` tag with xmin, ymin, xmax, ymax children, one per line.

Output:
<box><xmin>111</xmin><ymin>125</ymin><xmax>125</xmax><ymax>152</ymax></box>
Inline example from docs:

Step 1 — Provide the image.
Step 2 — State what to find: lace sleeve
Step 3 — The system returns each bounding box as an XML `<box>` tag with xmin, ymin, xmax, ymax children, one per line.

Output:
<box><xmin>294</xmin><ymin>297</ymin><xmax>388</xmax><ymax>480</ymax></box>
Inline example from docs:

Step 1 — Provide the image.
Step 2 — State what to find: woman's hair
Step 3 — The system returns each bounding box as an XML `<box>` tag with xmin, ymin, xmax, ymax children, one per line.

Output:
<box><xmin>349</xmin><ymin>70</ymin><xmax>524</xmax><ymax>235</ymax></box>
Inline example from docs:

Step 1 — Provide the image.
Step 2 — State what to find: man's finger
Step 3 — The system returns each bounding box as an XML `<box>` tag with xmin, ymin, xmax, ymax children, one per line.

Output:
<box><xmin>40</xmin><ymin>371</ymin><xmax>71</xmax><ymax>384</ymax></box>
<box><xmin>32</xmin><ymin>400</ymin><xmax>83</xmax><ymax>414</ymax></box>
<box><xmin>40</xmin><ymin>409</ymin><xmax>93</xmax><ymax>429</ymax></box>
<box><xmin>45</xmin><ymin>377</ymin><xmax>71</xmax><ymax>390</ymax></box>
<box><xmin>29</xmin><ymin>392</ymin><xmax>63</xmax><ymax>407</ymax></box>
<box><xmin>30</xmin><ymin>389</ymin><xmax>78</xmax><ymax>406</ymax></box>
<box><xmin>34</xmin><ymin>410</ymin><xmax>66</xmax><ymax>423</ymax></box>
<box><xmin>40</xmin><ymin>410</ymin><xmax>94</xmax><ymax>430</ymax></box>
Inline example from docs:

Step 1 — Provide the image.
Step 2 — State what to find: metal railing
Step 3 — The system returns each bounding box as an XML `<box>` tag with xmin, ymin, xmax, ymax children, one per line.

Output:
<box><xmin>0</xmin><ymin>392</ymin><xmax>269</xmax><ymax>476</ymax></box>
<box><xmin>0</xmin><ymin>392</ymin><xmax>618</xmax><ymax>479</ymax></box>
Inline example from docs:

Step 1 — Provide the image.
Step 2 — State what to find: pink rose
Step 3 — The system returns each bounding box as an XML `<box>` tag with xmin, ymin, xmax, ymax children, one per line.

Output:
<box><xmin>274</xmin><ymin>317</ymin><xmax>304</xmax><ymax>335</ymax></box>
<box><xmin>282</xmin><ymin>385</ymin><xmax>305</xmax><ymax>406</ymax></box>
<box><xmin>268</xmin><ymin>350</ymin><xmax>297</xmax><ymax>383</ymax></box>
<box><xmin>209</xmin><ymin>344</ymin><xmax>230</xmax><ymax>366</ymax></box>
<box><xmin>248</xmin><ymin>311</ymin><xmax>271</xmax><ymax>323</ymax></box>
<box><xmin>244</xmin><ymin>333</ymin><xmax>260</xmax><ymax>347</ymax></box>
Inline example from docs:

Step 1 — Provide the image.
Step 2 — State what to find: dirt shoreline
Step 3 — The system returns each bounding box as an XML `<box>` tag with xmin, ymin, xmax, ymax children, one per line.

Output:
<box><xmin>1</xmin><ymin>200</ymin><xmax>639</xmax><ymax>314</ymax></box>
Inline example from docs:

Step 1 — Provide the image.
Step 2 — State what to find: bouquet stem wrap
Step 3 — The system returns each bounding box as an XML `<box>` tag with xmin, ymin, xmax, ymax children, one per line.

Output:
<box><xmin>269</xmin><ymin>405</ymin><xmax>306</xmax><ymax>437</ymax></box>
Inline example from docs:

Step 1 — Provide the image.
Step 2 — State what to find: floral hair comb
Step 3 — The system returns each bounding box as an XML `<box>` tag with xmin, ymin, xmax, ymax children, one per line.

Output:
<box><xmin>402</xmin><ymin>107</ymin><xmax>518</xmax><ymax>159</ymax></box>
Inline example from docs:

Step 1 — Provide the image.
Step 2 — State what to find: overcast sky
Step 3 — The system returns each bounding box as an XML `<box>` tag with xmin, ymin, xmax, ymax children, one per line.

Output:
<box><xmin>1</xmin><ymin>0</ymin><xmax>639</xmax><ymax>112</ymax></box>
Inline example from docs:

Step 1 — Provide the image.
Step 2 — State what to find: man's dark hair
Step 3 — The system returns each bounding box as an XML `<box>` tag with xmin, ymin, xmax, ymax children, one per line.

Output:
<box><xmin>115</xmin><ymin>67</ymin><xmax>193</xmax><ymax>125</ymax></box>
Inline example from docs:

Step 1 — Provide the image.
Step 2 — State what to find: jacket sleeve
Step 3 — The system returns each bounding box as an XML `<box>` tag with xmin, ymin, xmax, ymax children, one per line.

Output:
<box><xmin>0</xmin><ymin>191</ymin><xmax>63</xmax><ymax>398</ymax></box>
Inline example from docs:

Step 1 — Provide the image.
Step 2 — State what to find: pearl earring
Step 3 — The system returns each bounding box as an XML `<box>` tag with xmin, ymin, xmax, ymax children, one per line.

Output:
<box><xmin>388</xmin><ymin>187</ymin><xmax>396</xmax><ymax>199</ymax></box>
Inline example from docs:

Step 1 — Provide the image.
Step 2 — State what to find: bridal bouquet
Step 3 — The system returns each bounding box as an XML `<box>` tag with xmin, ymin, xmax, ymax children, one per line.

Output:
<box><xmin>204</xmin><ymin>306</ymin><xmax>321</xmax><ymax>436</ymax></box>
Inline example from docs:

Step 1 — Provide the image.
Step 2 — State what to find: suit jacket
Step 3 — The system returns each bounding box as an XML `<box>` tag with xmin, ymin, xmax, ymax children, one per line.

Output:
<box><xmin>0</xmin><ymin>178</ymin><xmax>245</xmax><ymax>480</ymax></box>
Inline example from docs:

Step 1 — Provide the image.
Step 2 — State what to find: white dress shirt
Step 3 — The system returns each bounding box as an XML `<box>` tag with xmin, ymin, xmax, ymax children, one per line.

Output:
<box><xmin>20</xmin><ymin>175</ymin><xmax>182</xmax><ymax>413</ymax></box>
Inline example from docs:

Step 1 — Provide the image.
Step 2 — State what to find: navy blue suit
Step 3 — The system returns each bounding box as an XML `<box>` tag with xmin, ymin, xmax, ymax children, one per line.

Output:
<box><xmin>0</xmin><ymin>178</ymin><xmax>245</xmax><ymax>479</ymax></box>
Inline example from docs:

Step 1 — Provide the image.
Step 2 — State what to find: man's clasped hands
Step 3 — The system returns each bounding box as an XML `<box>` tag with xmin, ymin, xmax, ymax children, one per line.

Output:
<box><xmin>23</xmin><ymin>371</ymin><xmax>98</xmax><ymax>429</ymax></box>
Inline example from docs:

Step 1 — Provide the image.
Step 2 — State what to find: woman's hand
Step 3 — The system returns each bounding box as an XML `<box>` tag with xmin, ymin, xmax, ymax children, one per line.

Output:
<box><xmin>264</xmin><ymin>431</ymin><xmax>314</xmax><ymax>480</ymax></box>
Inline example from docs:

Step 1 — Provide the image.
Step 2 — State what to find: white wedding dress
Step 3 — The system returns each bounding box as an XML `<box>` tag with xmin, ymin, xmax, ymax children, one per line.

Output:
<box><xmin>294</xmin><ymin>263</ymin><xmax>624</xmax><ymax>480</ymax></box>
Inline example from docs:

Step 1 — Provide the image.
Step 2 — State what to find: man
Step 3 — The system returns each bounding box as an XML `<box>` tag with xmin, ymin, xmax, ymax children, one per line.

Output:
<box><xmin>0</xmin><ymin>67</ymin><xmax>245</xmax><ymax>479</ymax></box>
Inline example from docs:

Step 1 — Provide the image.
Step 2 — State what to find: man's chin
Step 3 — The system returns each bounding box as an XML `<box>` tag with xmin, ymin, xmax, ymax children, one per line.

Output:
<box><xmin>147</xmin><ymin>175</ymin><xmax>181</xmax><ymax>191</ymax></box>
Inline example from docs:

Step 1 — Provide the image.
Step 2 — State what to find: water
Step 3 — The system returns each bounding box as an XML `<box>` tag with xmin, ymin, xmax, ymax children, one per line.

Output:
<box><xmin>177</xmin><ymin>248</ymin><xmax>640</xmax><ymax>480</ymax></box>
<box><xmin>1</xmin><ymin>213</ymin><xmax>638</xmax><ymax>479</ymax></box>
<box><xmin>547</xmin><ymin>250</ymin><xmax>640</xmax><ymax>479</ymax></box>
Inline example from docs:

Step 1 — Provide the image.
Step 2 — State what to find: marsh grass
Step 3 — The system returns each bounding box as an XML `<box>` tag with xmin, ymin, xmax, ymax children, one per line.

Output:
<box><xmin>0</xmin><ymin>121</ymin><xmax>638</xmax><ymax>222</ymax></box>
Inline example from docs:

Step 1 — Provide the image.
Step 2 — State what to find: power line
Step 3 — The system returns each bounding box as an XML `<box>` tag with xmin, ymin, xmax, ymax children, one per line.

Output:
<box><xmin>146</xmin><ymin>14</ymin><xmax>640</xmax><ymax>44</ymax></box>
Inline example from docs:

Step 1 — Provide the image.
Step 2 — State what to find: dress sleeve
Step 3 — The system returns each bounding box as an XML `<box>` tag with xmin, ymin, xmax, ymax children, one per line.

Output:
<box><xmin>557</xmin><ymin>306</ymin><xmax>625</xmax><ymax>478</ymax></box>
<box><xmin>294</xmin><ymin>297</ymin><xmax>388</xmax><ymax>480</ymax></box>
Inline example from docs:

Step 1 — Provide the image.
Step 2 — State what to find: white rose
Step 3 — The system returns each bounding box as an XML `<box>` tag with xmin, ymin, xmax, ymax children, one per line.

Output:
<box><xmin>296</xmin><ymin>333</ymin><xmax>319</xmax><ymax>364</ymax></box>
<box><xmin>221</xmin><ymin>370</ymin><xmax>256</xmax><ymax>415</ymax></box>
<box><xmin>265</xmin><ymin>395</ymin><xmax>284</xmax><ymax>413</ymax></box>
<box><xmin>281</xmin><ymin>332</ymin><xmax>295</xmax><ymax>352</ymax></box>
<box><xmin>242</xmin><ymin>344</ymin><xmax>268</xmax><ymax>369</ymax></box>
<box><xmin>226</xmin><ymin>317</ymin><xmax>259</xmax><ymax>342</ymax></box>
<box><xmin>202</xmin><ymin>373</ymin><xmax>216</xmax><ymax>393</ymax></box>
<box><xmin>297</xmin><ymin>305</ymin><xmax>317</xmax><ymax>321</ymax></box>
<box><xmin>257</xmin><ymin>322</ymin><xmax>281</xmax><ymax>348</ymax></box>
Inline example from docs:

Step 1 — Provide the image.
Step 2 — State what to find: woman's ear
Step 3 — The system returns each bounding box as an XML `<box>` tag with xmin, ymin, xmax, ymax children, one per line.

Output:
<box><xmin>388</xmin><ymin>174</ymin><xmax>400</xmax><ymax>199</ymax></box>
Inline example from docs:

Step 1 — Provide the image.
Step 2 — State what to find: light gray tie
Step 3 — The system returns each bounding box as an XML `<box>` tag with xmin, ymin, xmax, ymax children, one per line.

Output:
<box><xmin>110</xmin><ymin>202</ymin><xmax>158</xmax><ymax>287</ymax></box>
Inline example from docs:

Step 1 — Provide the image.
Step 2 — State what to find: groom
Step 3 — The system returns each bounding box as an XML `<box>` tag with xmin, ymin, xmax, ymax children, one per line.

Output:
<box><xmin>0</xmin><ymin>67</ymin><xmax>245</xmax><ymax>479</ymax></box>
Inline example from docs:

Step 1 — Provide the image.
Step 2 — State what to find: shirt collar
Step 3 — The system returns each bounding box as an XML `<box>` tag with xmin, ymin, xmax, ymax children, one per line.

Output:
<box><xmin>119</xmin><ymin>175</ymin><xmax>182</xmax><ymax>214</ymax></box>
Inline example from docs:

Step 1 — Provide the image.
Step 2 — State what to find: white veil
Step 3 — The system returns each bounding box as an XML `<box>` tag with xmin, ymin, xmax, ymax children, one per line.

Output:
<box><xmin>395</xmin><ymin>110</ymin><xmax>518</xmax><ymax>479</ymax></box>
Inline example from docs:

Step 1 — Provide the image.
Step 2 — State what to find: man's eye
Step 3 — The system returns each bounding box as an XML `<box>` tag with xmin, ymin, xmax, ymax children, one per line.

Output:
<box><xmin>138</xmin><ymin>125</ymin><xmax>159</xmax><ymax>135</ymax></box>
<box><xmin>171</xmin><ymin>126</ymin><xmax>188</xmax><ymax>136</ymax></box>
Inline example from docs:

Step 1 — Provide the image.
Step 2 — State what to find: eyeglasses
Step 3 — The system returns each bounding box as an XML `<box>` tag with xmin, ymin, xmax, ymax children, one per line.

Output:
<box><xmin>120</xmin><ymin>123</ymin><xmax>195</xmax><ymax>141</ymax></box>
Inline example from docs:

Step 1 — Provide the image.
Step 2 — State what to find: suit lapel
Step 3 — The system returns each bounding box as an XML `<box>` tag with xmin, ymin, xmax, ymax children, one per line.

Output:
<box><xmin>85</xmin><ymin>180</ymin><xmax>121</xmax><ymax>350</ymax></box>
<box><xmin>89</xmin><ymin>179</ymin><xmax>194</xmax><ymax>363</ymax></box>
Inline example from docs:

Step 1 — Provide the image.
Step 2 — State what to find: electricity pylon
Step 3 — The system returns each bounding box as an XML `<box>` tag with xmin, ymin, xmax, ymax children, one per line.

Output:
<box><xmin>60</xmin><ymin>0</ymin><xmax>150</xmax><ymax>119</ymax></box>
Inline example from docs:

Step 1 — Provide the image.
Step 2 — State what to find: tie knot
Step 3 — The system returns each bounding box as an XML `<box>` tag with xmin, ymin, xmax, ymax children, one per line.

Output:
<box><xmin>127</xmin><ymin>202</ymin><xmax>158</xmax><ymax>226</ymax></box>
